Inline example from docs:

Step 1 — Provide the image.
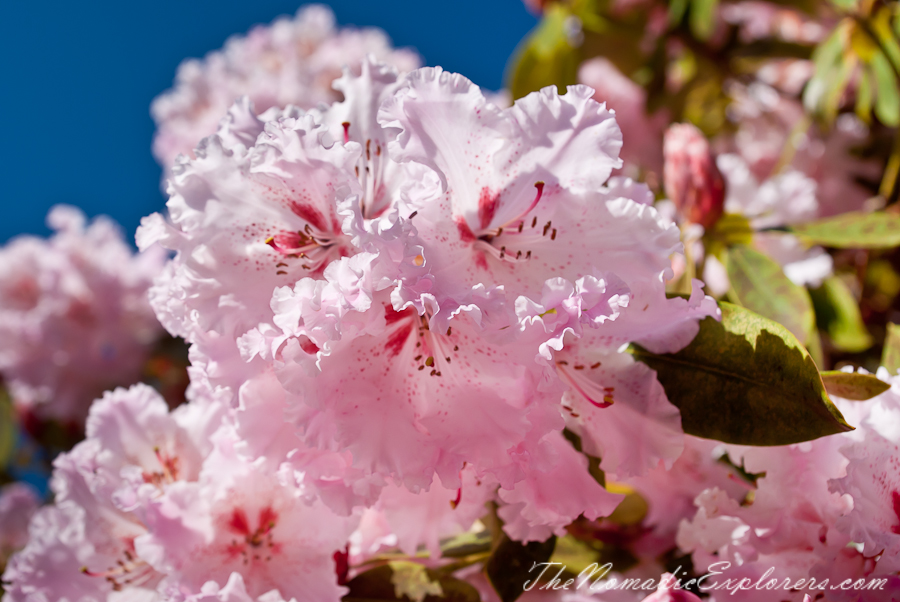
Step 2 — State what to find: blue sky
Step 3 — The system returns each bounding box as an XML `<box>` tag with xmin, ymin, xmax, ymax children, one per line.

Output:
<box><xmin>0</xmin><ymin>0</ymin><xmax>537</xmax><ymax>243</ymax></box>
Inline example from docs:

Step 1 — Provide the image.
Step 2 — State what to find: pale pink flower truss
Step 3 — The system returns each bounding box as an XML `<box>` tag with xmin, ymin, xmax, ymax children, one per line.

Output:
<box><xmin>144</xmin><ymin>57</ymin><xmax>717</xmax><ymax>544</ymax></box>
<box><xmin>3</xmin><ymin>382</ymin><xmax>357</xmax><ymax>602</ymax></box>
<box><xmin>0</xmin><ymin>206</ymin><xmax>165</xmax><ymax>423</ymax></box>
<box><xmin>0</xmin><ymin>483</ymin><xmax>40</xmax><ymax>568</ymax></box>
<box><xmin>151</xmin><ymin>4</ymin><xmax>420</xmax><ymax>174</ymax></box>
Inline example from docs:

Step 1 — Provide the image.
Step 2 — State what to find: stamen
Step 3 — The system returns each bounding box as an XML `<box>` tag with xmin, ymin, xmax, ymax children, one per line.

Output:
<box><xmin>342</xmin><ymin>122</ymin><xmax>350</xmax><ymax>144</ymax></box>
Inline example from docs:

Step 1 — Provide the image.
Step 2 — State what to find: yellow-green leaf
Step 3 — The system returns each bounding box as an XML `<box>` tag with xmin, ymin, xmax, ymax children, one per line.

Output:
<box><xmin>873</xmin><ymin>49</ymin><xmax>900</xmax><ymax>126</ymax></box>
<box><xmin>507</xmin><ymin>5</ymin><xmax>581</xmax><ymax>100</ymax></box>
<box><xmin>809</xmin><ymin>276</ymin><xmax>873</xmax><ymax>352</ymax></box>
<box><xmin>344</xmin><ymin>565</ymin><xmax>480</xmax><ymax>602</ymax></box>
<box><xmin>689</xmin><ymin>0</ymin><xmax>719</xmax><ymax>40</ymax></box>
<box><xmin>629</xmin><ymin>302</ymin><xmax>853</xmax><ymax>446</ymax></box>
<box><xmin>390</xmin><ymin>562</ymin><xmax>443</xmax><ymax>602</ymax></box>
<box><xmin>882</xmin><ymin>322</ymin><xmax>900</xmax><ymax>376</ymax></box>
<box><xmin>821</xmin><ymin>370</ymin><xmax>890</xmax><ymax>400</ymax></box>
<box><xmin>790</xmin><ymin>211</ymin><xmax>900</xmax><ymax>248</ymax></box>
<box><xmin>725</xmin><ymin>245</ymin><xmax>815</xmax><ymax>344</ymax></box>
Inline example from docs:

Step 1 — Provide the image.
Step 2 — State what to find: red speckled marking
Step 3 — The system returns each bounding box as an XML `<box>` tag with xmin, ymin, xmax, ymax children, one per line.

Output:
<box><xmin>478</xmin><ymin>187</ymin><xmax>499</xmax><ymax>231</ymax></box>
<box><xmin>385</xmin><ymin>322</ymin><xmax>414</xmax><ymax>357</ymax></box>
<box><xmin>228</xmin><ymin>508</ymin><xmax>251</xmax><ymax>536</ymax></box>
<box><xmin>290</xmin><ymin>201</ymin><xmax>328</xmax><ymax>232</ymax></box>
<box><xmin>455</xmin><ymin>217</ymin><xmax>475</xmax><ymax>243</ymax></box>
<box><xmin>891</xmin><ymin>491</ymin><xmax>900</xmax><ymax>534</ymax></box>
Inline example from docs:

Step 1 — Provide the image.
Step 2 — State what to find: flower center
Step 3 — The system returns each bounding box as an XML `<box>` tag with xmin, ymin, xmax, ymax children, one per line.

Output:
<box><xmin>225</xmin><ymin>506</ymin><xmax>281</xmax><ymax>565</ymax></box>
<box><xmin>472</xmin><ymin>182</ymin><xmax>550</xmax><ymax>264</ymax></box>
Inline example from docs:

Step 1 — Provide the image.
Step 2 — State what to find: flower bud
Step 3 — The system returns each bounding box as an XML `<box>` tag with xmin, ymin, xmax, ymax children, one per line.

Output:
<box><xmin>663</xmin><ymin>123</ymin><xmax>726</xmax><ymax>230</ymax></box>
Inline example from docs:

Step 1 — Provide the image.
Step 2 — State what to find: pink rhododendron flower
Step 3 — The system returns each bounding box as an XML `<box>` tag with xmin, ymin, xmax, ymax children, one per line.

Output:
<box><xmin>0</xmin><ymin>206</ymin><xmax>165</xmax><ymax>423</ymax></box>
<box><xmin>639</xmin><ymin>574</ymin><xmax>701</xmax><ymax>602</ymax></box>
<box><xmin>151</xmin><ymin>4</ymin><xmax>420</xmax><ymax>174</ymax></box>
<box><xmin>3</xmin><ymin>382</ymin><xmax>357</xmax><ymax>602</ymax></box>
<box><xmin>143</xmin><ymin>57</ymin><xmax>716</xmax><ymax>545</ymax></box>
<box><xmin>0</xmin><ymin>483</ymin><xmax>40</xmax><ymax>569</ymax></box>
<box><xmin>578</xmin><ymin>58</ymin><xmax>668</xmax><ymax>178</ymax></box>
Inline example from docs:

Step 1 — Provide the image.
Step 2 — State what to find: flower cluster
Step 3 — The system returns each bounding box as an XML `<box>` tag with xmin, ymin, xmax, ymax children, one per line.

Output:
<box><xmin>0</xmin><ymin>207</ymin><xmax>165</xmax><ymax>425</ymax></box>
<box><xmin>9</xmin><ymin>2</ymin><xmax>900</xmax><ymax>601</ymax></box>
<box><xmin>151</xmin><ymin>4</ymin><xmax>420</xmax><ymax>176</ymax></box>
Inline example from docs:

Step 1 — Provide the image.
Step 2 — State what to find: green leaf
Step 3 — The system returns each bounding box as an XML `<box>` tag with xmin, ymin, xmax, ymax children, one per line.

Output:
<box><xmin>790</xmin><ymin>211</ymin><xmax>900</xmax><ymax>248</ymax></box>
<box><xmin>344</xmin><ymin>564</ymin><xmax>480</xmax><ymax>602</ymax></box>
<box><xmin>629</xmin><ymin>302</ymin><xmax>853</xmax><ymax>446</ymax></box>
<box><xmin>390</xmin><ymin>562</ymin><xmax>443</xmax><ymax>602</ymax></box>
<box><xmin>856</xmin><ymin>64</ymin><xmax>874</xmax><ymax>123</ymax></box>
<box><xmin>689</xmin><ymin>0</ymin><xmax>719</xmax><ymax>40</ymax></box>
<box><xmin>873</xmin><ymin>7</ymin><xmax>900</xmax><ymax>77</ymax></box>
<box><xmin>668</xmin><ymin>0</ymin><xmax>689</xmax><ymax>27</ymax></box>
<box><xmin>725</xmin><ymin>245</ymin><xmax>815</xmax><ymax>344</ymax></box>
<box><xmin>486</xmin><ymin>535</ymin><xmax>557</xmax><ymax>602</ymax></box>
<box><xmin>809</xmin><ymin>276</ymin><xmax>873</xmax><ymax>352</ymax></box>
<box><xmin>506</xmin><ymin>5</ymin><xmax>581</xmax><ymax>100</ymax></box>
<box><xmin>882</xmin><ymin>322</ymin><xmax>900</xmax><ymax>376</ymax></box>
<box><xmin>0</xmin><ymin>388</ymin><xmax>14</xmax><ymax>471</ymax></box>
<box><xmin>821</xmin><ymin>370</ymin><xmax>890</xmax><ymax>400</ymax></box>
<box><xmin>804</xmin><ymin>21</ymin><xmax>851</xmax><ymax>122</ymax></box>
<box><xmin>873</xmin><ymin>49</ymin><xmax>900</xmax><ymax>126</ymax></box>
<box><xmin>562</xmin><ymin>429</ymin><xmax>605</xmax><ymax>486</ymax></box>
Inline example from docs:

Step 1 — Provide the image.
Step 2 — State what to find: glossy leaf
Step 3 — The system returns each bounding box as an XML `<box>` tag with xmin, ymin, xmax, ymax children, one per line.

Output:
<box><xmin>630</xmin><ymin>302</ymin><xmax>853</xmax><ymax>446</ymax></box>
<box><xmin>486</xmin><ymin>535</ymin><xmax>557</xmax><ymax>602</ymax></box>
<box><xmin>344</xmin><ymin>564</ymin><xmax>480</xmax><ymax>602</ymax></box>
<box><xmin>507</xmin><ymin>5</ymin><xmax>580</xmax><ymax>100</ymax></box>
<box><xmin>725</xmin><ymin>245</ymin><xmax>815</xmax><ymax>344</ymax></box>
<box><xmin>810</xmin><ymin>276</ymin><xmax>873</xmax><ymax>352</ymax></box>
<box><xmin>882</xmin><ymin>322</ymin><xmax>900</xmax><ymax>376</ymax></box>
<box><xmin>790</xmin><ymin>211</ymin><xmax>900</xmax><ymax>248</ymax></box>
<box><xmin>821</xmin><ymin>371</ymin><xmax>890</xmax><ymax>400</ymax></box>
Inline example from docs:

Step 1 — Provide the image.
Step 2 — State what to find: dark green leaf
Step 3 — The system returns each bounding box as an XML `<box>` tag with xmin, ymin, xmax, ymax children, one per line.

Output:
<box><xmin>507</xmin><ymin>6</ymin><xmax>581</xmax><ymax>100</ymax></box>
<box><xmin>0</xmin><ymin>389</ymin><xmax>14</xmax><ymax>471</ymax></box>
<box><xmin>344</xmin><ymin>564</ymin><xmax>480</xmax><ymax>602</ymax></box>
<box><xmin>821</xmin><ymin>370</ymin><xmax>890</xmax><ymax>400</ymax></box>
<box><xmin>629</xmin><ymin>302</ymin><xmax>853</xmax><ymax>445</ymax></box>
<box><xmin>810</xmin><ymin>276</ymin><xmax>873</xmax><ymax>353</ymax></box>
<box><xmin>725</xmin><ymin>245</ymin><xmax>815</xmax><ymax>344</ymax></box>
<box><xmin>562</xmin><ymin>429</ymin><xmax>605</xmax><ymax>486</ymax></box>
<box><xmin>790</xmin><ymin>211</ymin><xmax>900</xmax><ymax>248</ymax></box>
<box><xmin>486</xmin><ymin>535</ymin><xmax>557</xmax><ymax>602</ymax></box>
<box><xmin>882</xmin><ymin>322</ymin><xmax>900</xmax><ymax>376</ymax></box>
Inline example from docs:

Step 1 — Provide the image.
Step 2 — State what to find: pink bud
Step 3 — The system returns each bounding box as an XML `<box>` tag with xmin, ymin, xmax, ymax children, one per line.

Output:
<box><xmin>663</xmin><ymin>123</ymin><xmax>726</xmax><ymax>230</ymax></box>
